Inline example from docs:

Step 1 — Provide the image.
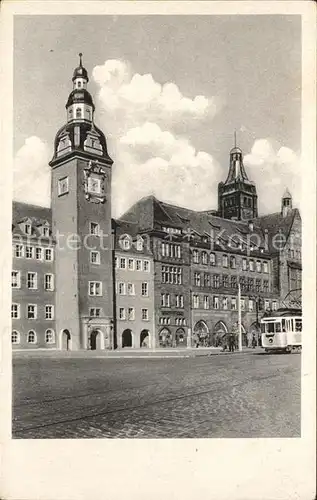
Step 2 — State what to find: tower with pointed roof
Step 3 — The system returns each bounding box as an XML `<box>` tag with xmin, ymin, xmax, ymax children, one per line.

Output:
<box><xmin>49</xmin><ymin>55</ymin><xmax>114</xmax><ymax>350</ymax></box>
<box><xmin>281</xmin><ymin>188</ymin><xmax>292</xmax><ymax>217</ymax></box>
<box><xmin>218</xmin><ymin>137</ymin><xmax>258</xmax><ymax>220</ymax></box>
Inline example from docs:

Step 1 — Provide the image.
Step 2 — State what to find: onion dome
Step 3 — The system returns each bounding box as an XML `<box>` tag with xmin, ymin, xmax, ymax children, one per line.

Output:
<box><xmin>66</xmin><ymin>89</ymin><xmax>95</xmax><ymax>110</ymax></box>
<box><xmin>72</xmin><ymin>52</ymin><xmax>89</xmax><ymax>82</ymax></box>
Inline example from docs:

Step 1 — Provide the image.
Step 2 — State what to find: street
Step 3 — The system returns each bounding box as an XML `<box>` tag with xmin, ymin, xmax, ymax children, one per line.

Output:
<box><xmin>12</xmin><ymin>351</ymin><xmax>301</xmax><ymax>439</ymax></box>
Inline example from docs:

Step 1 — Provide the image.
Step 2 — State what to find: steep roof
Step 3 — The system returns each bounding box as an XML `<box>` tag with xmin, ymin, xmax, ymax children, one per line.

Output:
<box><xmin>12</xmin><ymin>201</ymin><xmax>52</xmax><ymax>239</ymax></box>
<box><xmin>119</xmin><ymin>195</ymin><xmax>272</xmax><ymax>257</ymax></box>
<box><xmin>255</xmin><ymin>208</ymin><xmax>300</xmax><ymax>254</ymax></box>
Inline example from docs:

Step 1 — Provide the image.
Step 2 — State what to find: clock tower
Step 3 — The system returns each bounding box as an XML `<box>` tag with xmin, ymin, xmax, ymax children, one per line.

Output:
<box><xmin>218</xmin><ymin>139</ymin><xmax>258</xmax><ymax>221</ymax></box>
<box><xmin>49</xmin><ymin>54</ymin><xmax>114</xmax><ymax>350</ymax></box>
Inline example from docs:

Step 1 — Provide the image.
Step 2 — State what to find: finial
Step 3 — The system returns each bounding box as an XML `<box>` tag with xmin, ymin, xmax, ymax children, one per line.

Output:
<box><xmin>79</xmin><ymin>52</ymin><xmax>83</xmax><ymax>66</ymax></box>
<box><xmin>234</xmin><ymin>130</ymin><xmax>237</xmax><ymax>148</ymax></box>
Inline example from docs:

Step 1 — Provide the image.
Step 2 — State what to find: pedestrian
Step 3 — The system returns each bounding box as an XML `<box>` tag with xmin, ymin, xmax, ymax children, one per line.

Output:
<box><xmin>228</xmin><ymin>333</ymin><xmax>235</xmax><ymax>352</ymax></box>
<box><xmin>252</xmin><ymin>333</ymin><xmax>256</xmax><ymax>348</ymax></box>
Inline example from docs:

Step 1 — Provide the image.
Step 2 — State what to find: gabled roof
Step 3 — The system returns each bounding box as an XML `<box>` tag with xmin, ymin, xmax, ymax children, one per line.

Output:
<box><xmin>255</xmin><ymin>208</ymin><xmax>300</xmax><ymax>253</ymax></box>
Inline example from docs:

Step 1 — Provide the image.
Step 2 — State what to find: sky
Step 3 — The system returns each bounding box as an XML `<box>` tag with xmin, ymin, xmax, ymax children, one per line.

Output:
<box><xmin>13</xmin><ymin>15</ymin><xmax>301</xmax><ymax>217</ymax></box>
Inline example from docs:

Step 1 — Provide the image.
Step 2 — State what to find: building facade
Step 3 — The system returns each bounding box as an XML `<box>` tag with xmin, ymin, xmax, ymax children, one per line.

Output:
<box><xmin>11</xmin><ymin>57</ymin><xmax>302</xmax><ymax>350</ymax></box>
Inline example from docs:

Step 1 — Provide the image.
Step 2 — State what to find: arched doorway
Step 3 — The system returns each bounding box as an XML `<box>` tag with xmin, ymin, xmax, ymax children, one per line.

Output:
<box><xmin>175</xmin><ymin>328</ymin><xmax>186</xmax><ymax>347</ymax></box>
<box><xmin>90</xmin><ymin>329</ymin><xmax>103</xmax><ymax>350</ymax></box>
<box><xmin>159</xmin><ymin>328</ymin><xmax>172</xmax><ymax>348</ymax></box>
<box><xmin>122</xmin><ymin>329</ymin><xmax>132</xmax><ymax>348</ymax></box>
<box><xmin>140</xmin><ymin>329</ymin><xmax>149</xmax><ymax>348</ymax></box>
<box><xmin>194</xmin><ymin>320</ymin><xmax>209</xmax><ymax>347</ymax></box>
<box><xmin>213</xmin><ymin>321</ymin><xmax>228</xmax><ymax>347</ymax></box>
<box><xmin>61</xmin><ymin>329</ymin><xmax>71</xmax><ymax>350</ymax></box>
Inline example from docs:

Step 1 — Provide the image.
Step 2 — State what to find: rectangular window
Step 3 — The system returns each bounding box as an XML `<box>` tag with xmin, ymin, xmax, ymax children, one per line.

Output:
<box><xmin>14</xmin><ymin>244</ymin><xmax>23</xmax><ymax>258</ymax></box>
<box><xmin>120</xmin><ymin>257</ymin><xmax>127</xmax><ymax>269</ymax></box>
<box><xmin>141</xmin><ymin>282</ymin><xmax>149</xmax><ymax>297</ymax></box>
<box><xmin>249</xmin><ymin>299</ymin><xmax>254</xmax><ymax>312</ymax></box>
<box><xmin>213</xmin><ymin>296</ymin><xmax>219</xmax><ymax>309</ymax></box>
<box><xmin>11</xmin><ymin>303</ymin><xmax>20</xmax><ymax>319</ymax></box>
<box><xmin>264</xmin><ymin>300</ymin><xmax>270</xmax><ymax>311</ymax></box>
<box><xmin>204</xmin><ymin>273</ymin><xmax>211</xmax><ymax>288</ymax></box>
<box><xmin>89</xmin><ymin>281</ymin><xmax>102</xmax><ymax>296</ymax></box>
<box><xmin>203</xmin><ymin>296</ymin><xmax>209</xmax><ymax>309</ymax></box>
<box><xmin>222</xmin><ymin>275</ymin><xmax>229</xmax><ymax>288</ymax></box>
<box><xmin>223</xmin><ymin>297</ymin><xmax>228</xmax><ymax>310</ymax></box>
<box><xmin>263</xmin><ymin>280</ymin><xmax>269</xmax><ymax>293</ymax></box>
<box><xmin>213</xmin><ymin>275</ymin><xmax>220</xmax><ymax>288</ymax></box>
<box><xmin>256</xmin><ymin>261</ymin><xmax>261</xmax><ymax>273</ymax></box>
<box><xmin>44</xmin><ymin>274</ymin><xmax>54</xmax><ymax>291</ymax></box>
<box><xmin>45</xmin><ymin>248</ymin><xmax>53</xmax><ymax>261</ymax></box>
<box><xmin>272</xmin><ymin>301</ymin><xmax>278</xmax><ymax>311</ymax></box>
<box><xmin>242</xmin><ymin>258</ymin><xmax>247</xmax><ymax>271</ymax></box>
<box><xmin>202</xmin><ymin>252</ymin><xmax>208</xmax><ymax>265</ymax></box>
<box><xmin>118</xmin><ymin>282</ymin><xmax>126</xmax><ymax>295</ymax></box>
<box><xmin>161</xmin><ymin>293</ymin><xmax>170</xmax><ymax>307</ymax></box>
<box><xmin>176</xmin><ymin>295</ymin><xmax>184</xmax><ymax>308</ymax></box>
<box><xmin>222</xmin><ymin>254</ymin><xmax>228</xmax><ymax>268</ymax></box>
<box><xmin>89</xmin><ymin>307</ymin><xmax>101</xmax><ymax>317</ymax></box>
<box><xmin>45</xmin><ymin>305</ymin><xmax>54</xmax><ymax>320</ymax></box>
<box><xmin>128</xmin><ymin>307</ymin><xmax>135</xmax><ymax>321</ymax></box>
<box><xmin>115</xmin><ymin>256</ymin><xmax>119</xmax><ymax>269</ymax></box>
<box><xmin>27</xmin><ymin>272</ymin><xmax>37</xmax><ymax>289</ymax></box>
<box><xmin>231</xmin><ymin>276</ymin><xmax>237</xmax><ymax>289</ymax></box>
<box><xmin>90</xmin><ymin>251</ymin><xmax>100</xmax><ymax>264</ymax></box>
<box><xmin>193</xmin><ymin>295</ymin><xmax>199</xmax><ymax>309</ymax></box>
<box><xmin>193</xmin><ymin>250</ymin><xmax>199</xmax><ymax>264</ymax></box>
<box><xmin>194</xmin><ymin>272</ymin><xmax>201</xmax><ymax>287</ymax></box>
<box><xmin>128</xmin><ymin>258</ymin><xmax>134</xmax><ymax>270</ymax></box>
<box><xmin>249</xmin><ymin>260</ymin><xmax>254</xmax><ymax>272</ymax></box>
<box><xmin>58</xmin><ymin>176</ymin><xmax>69</xmax><ymax>196</ymax></box>
<box><xmin>35</xmin><ymin>247</ymin><xmax>43</xmax><ymax>260</ymax></box>
<box><xmin>210</xmin><ymin>253</ymin><xmax>216</xmax><ymax>266</ymax></box>
<box><xmin>263</xmin><ymin>261</ymin><xmax>269</xmax><ymax>273</ymax></box>
<box><xmin>127</xmin><ymin>283</ymin><xmax>135</xmax><ymax>295</ymax></box>
<box><xmin>231</xmin><ymin>297</ymin><xmax>237</xmax><ymax>310</ymax></box>
<box><xmin>240</xmin><ymin>298</ymin><xmax>245</xmax><ymax>311</ymax></box>
<box><xmin>230</xmin><ymin>256</ymin><xmax>236</xmax><ymax>269</ymax></box>
<box><xmin>90</xmin><ymin>222</ymin><xmax>100</xmax><ymax>236</ymax></box>
<box><xmin>141</xmin><ymin>308</ymin><xmax>149</xmax><ymax>321</ymax></box>
<box><xmin>11</xmin><ymin>271</ymin><xmax>21</xmax><ymax>289</ymax></box>
<box><xmin>143</xmin><ymin>260</ymin><xmax>150</xmax><ymax>272</ymax></box>
<box><xmin>256</xmin><ymin>279</ymin><xmax>261</xmax><ymax>293</ymax></box>
<box><xmin>25</xmin><ymin>246</ymin><xmax>34</xmax><ymax>259</ymax></box>
<box><xmin>119</xmin><ymin>307</ymin><xmax>125</xmax><ymax>320</ymax></box>
<box><xmin>136</xmin><ymin>259</ymin><xmax>142</xmax><ymax>271</ymax></box>
<box><xmin>27</xmin><ymin>304</ymin><xmax>37</xmax><ymax>319</ymax></box>
<box><xmin>24</xmin><ymin>223</ymin><xmax>31</xmax><ymax>235</ymax></box>
<box><xmin>42</xmin><ymin>226</ymin><xmax>50</xmax><ymax>237</ymax></box>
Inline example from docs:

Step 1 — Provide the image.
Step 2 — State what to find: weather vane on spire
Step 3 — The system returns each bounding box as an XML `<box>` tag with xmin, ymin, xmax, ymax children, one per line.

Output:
<box><xmin>79</xmin><ymin>52</ymin><xmax>83</xmax><ymax>66</ymax></box>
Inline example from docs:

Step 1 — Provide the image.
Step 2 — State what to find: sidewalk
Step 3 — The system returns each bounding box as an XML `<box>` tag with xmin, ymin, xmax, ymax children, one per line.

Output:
<box><xmin>13</xmin><ymin>346</ymin><xmax>264</xmax><ymax>359</ymax></box>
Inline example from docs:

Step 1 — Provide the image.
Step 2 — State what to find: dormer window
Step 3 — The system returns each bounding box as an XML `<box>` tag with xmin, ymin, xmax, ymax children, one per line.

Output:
<box><xmin>42</xmin><ymin>227</ymin><xmax>50</xmax><ymax>237</ymax></box>
<box><xmin>25</xmin><ymin>223</ymin><xmax>31</xmax><ymax>235</ymax></box>
<box><xmin>136</xmin><ymin>237</ymin><xmax>144</xmax><ymax>252</ymax></box>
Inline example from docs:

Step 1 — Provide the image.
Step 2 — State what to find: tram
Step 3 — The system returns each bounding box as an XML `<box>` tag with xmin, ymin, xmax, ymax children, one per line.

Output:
<box><xmin>260</xmin><ymin>308</ymin><xmax>302</xmax><ymax>353</ymax></box>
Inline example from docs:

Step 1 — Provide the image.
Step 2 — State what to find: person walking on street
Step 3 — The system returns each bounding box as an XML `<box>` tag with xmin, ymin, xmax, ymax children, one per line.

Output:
<box><xmin>228</xmin><ymin>333</ymin><xmax>235</xmax><ymax>352</ymax></box>
<box><xmin>252</xmin><ymin>333</ymin><xmax>257</xmax><ymax>349</ymax></box>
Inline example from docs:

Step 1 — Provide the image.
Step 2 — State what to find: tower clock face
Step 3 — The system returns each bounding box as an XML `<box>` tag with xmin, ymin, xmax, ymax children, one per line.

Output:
<box><xmin>88</xmin><ymin>175</ymin><xmax>101</xmax><ymax>194</ymax></box>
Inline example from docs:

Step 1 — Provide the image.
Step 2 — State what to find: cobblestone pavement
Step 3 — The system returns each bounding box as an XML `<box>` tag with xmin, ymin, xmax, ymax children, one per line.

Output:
<box><xmin>12</xmin><ymin>351</ymin><xmax>301</xmax><ymax>439</ymax></box>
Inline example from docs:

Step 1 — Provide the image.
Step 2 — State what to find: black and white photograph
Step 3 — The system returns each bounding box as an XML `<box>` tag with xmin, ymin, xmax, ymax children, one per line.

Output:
<box><xmin>0</xmin><ymin>2</ymin><xmax>316</xmax><ymax>500</ymax></box>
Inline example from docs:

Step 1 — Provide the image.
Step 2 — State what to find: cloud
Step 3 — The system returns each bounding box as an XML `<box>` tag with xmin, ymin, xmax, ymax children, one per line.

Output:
<box><xmin>244</xmin><ymin>138</ymin><xmax>301</xmax><ymax>213</ymax></box>
<box><xmin>112</xmin><ymin>122</ymin><xmax>221</xmax><ymax>217</ymax></box>
<box><xmin>92</xmin><ymin>59</ymin><xmax>221</xmax><ymax>216</ymax></box>
<box><xmin>13</xmin><ymin>136</ymin><xmax>51</xmax><ymax>207</ymax></box>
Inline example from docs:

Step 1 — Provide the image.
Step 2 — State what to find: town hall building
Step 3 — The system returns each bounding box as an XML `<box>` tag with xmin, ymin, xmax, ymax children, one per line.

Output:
<box><xmin>11</xmin><ymin>57</ymin><xmax>302</xmax><ymax>350</ymax></box>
